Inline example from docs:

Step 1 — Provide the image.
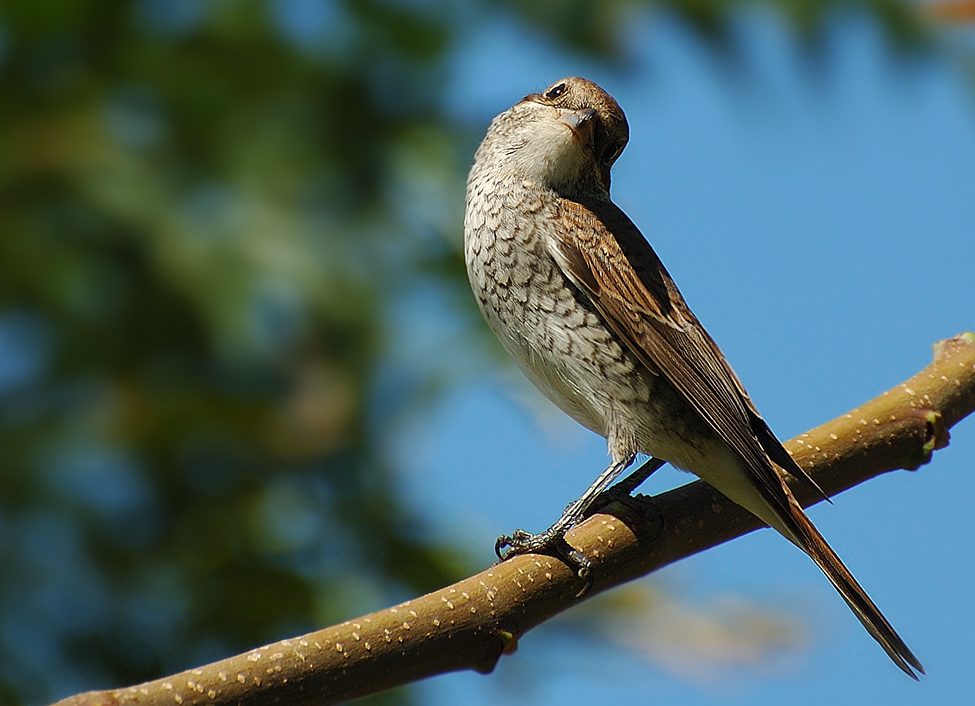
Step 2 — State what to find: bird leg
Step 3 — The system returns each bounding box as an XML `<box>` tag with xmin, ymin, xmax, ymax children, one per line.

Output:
<box><xmin>497</xmin><ymin>454</ymin><xmax>666</xmax><ymax>590</ymax></box>
<box><xmin>591</xmin><ymin>456</ymin><xmax>665</xmax><ymax>507</ymax></box>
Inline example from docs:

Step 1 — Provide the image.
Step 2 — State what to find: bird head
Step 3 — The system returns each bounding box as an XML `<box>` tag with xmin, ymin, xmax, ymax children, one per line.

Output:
<box><xmin>474</xmin><ymin>77</ymin><xmax>629</xmax><ymax>196</ymax></box>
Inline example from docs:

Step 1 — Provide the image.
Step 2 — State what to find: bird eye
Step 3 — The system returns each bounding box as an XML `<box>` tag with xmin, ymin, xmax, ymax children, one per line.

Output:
<box><xmin>544</xmin><ymin>83</ymin><xmax>566</xmax><ymax>100</ymax></box>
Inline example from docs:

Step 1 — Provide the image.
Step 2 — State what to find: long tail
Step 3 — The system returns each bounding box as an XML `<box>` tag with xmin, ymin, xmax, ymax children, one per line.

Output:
<box><xmin>776</xmin><ymin>488</ymin><xmax>924</xmax><ymax>679</ymax></box>
<box><xmin>690</xmin><ymin>443</ymin><xmax>922</xmax><ymax>677</ymax></box>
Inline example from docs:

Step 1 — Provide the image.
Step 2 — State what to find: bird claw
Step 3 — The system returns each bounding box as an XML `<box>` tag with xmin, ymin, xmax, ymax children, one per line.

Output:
<box><xmin>495</xmin><ymin>529</ymin><xmax>594</xmax><ymax>595</ymax></box>
<box><xmin>584</xmin><ymin>485</ymin><xmax>632</xmax><ymax>519</ymax></box>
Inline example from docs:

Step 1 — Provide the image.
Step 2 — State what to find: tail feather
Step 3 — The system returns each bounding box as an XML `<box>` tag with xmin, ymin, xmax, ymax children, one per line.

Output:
<box><xmin>780</xmin><ymin>492</ymin><xmax>924</xmax><ymax>679</ymax></box>
<box><xmin>686</xmin><ymin>438</ymin><xmax>922</xmax><ymax>677</ymax></box>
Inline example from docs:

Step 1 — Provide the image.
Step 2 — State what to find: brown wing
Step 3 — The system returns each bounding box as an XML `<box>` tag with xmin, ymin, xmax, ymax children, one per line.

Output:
<box><xmin>546</xmin><ymin>197</ymin><xmax>922</xmax><ymax>678</ymax></box>
<box><xmin>548</xmin><ymin>196</ymin><xmax>825</xmax><ymax>500</ymax></box>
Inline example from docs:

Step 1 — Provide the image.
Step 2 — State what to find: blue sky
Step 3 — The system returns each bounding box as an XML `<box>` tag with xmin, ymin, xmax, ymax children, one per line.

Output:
<box><xmin>394</xmin><ymin>9</ymin><xmax>975</xmax><ymax>706</ymax></box>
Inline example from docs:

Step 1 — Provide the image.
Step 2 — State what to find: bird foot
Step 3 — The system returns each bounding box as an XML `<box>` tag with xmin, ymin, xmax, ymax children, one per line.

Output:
<box><xmin>495</xmin><ymin>528</ymin><xmax>593</xmax><ymax>595</ymax></box>
<box><xmin>583</xmin><ymin>483</ymin><xmax>635</xmax><ymax>519</ymax></box>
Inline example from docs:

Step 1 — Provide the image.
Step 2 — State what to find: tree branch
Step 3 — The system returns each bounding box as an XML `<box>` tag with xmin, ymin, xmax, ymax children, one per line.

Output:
<box><xmin>54</xmin><ymin>333</ymin><xmax>975</xmax><ymax>706</ymax></box>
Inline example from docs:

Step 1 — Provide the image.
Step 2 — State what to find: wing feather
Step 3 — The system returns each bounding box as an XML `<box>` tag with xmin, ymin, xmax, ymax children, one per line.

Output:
<box><xmin>544</xmin><ymin>195</ymin><xmax>921</xmax><ymax>678</ymax></box>
<box><xmin>549</xmin><ymin>196</ymin><xmax>826</xmax><ymax>501</ymax></box>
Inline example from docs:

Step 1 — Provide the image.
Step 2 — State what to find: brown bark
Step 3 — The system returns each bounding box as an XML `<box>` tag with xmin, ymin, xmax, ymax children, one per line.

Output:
<box><xmin>54</xmin><ymin>333</ymin><xmax>975</xmax><ymax>706</ymax></box>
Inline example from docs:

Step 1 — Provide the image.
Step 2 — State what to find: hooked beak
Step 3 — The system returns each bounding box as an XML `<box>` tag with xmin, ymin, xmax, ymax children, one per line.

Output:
<box><xmin>558</xmin><ymin>108</ymin><xmax>597</xmax><ymax>142</ymax></box>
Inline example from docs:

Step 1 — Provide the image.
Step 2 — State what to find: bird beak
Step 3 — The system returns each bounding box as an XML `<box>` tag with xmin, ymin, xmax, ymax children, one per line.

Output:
<box><xmin>558</xmin><ymin>108</ymin><xmax>597</xmax><ymax>142</ymax></box>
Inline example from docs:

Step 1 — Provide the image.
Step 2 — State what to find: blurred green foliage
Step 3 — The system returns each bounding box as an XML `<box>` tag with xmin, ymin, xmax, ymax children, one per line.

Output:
<box><xmin>0</xmin><ymin>1</ymin><xmax>937</xmax><ymax>704</ymax></box>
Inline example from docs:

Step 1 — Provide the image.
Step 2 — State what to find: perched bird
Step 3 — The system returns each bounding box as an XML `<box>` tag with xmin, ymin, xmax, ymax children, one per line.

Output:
<box><xmin>463</xmin><ymin>76</ymin><xmax>922</xmax><ymax>678</ymax></box>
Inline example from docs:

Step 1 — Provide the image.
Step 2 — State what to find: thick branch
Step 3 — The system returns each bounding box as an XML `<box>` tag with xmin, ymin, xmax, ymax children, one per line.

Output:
<box><xmin>55</xmin><ymin>333</ymin><xmax>975</xmax><ymax>706</ymax></box>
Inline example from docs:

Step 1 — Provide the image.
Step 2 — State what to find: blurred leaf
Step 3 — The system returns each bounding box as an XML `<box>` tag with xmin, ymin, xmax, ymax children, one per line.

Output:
<box><xmin>0</xmin><ymin>0</ymin><xmax>952</xmax><ymax>704</ymax></box>
<box><xmin>562</xmin><ymin>582</ymin><xmax>809</xmax><ymax>684</ymax></box>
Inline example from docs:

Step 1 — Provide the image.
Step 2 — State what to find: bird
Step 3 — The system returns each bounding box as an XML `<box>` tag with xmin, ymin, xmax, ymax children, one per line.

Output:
<box><xmin>463</xmin><ymin>76</ymin><xmax>923</xmax><ymax>679</ymax></box>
